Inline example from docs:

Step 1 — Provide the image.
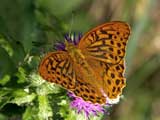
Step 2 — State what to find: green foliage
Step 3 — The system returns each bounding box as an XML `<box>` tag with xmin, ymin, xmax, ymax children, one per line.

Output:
<box><xmin>0</xmin><ymin>0</ymin><xmax>160</xmax><ymax>120</ymax></box>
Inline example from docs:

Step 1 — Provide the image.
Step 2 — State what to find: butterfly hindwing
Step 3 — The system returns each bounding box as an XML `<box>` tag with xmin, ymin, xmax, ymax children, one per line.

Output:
<box><xmin>73</xmin><ymin>78</ymin><xmax>106</xmax><ymax>104</ymax></box>
<box><xmin>102</xmin><ymin>60</ymin><xmax>126</xmax><ymax>99</ymax></box>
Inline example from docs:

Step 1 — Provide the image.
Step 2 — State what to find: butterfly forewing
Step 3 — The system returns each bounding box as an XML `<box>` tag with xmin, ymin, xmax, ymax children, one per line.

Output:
<box><xmin>39</xmin><ymin>51</ymin><xmax>76</xmax><ymax>89</ymax></box>
<box><xmin>78</xmin><ymin>21</ymin><xmax>130</xmax><ymax>64</ymax></box>
<box><xmin>78</xmin><ymin>21</ymin><xmax>130</xmax><ymax>100</ymax></box>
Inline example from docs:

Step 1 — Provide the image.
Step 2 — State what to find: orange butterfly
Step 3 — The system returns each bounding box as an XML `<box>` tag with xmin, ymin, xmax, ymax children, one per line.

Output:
<box><xmin>38</xmin><ymin>21</ymin><xmax>131</xmax><ymax>104</ymax></box>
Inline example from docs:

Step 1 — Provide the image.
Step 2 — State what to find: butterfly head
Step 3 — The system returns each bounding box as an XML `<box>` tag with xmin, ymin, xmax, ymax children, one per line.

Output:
<box><xmin>64</xmin><ymin>40</ymin><xmax>85</xmax><ymax>60</ymax></box>
<box><xmin>55</xmin><ymin>33</ymin><xmax>82</xmax><ymax>51</ymax></box>
<box><xmin>64</xmin><ymin>40</ymin><xmax>76</xmax><ymax>51</ymax></box>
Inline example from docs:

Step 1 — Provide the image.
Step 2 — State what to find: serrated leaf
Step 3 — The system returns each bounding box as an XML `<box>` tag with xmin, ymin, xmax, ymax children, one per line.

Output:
<box><xmin>10</xmin><ymin>89</ymin><xmax>36</xmax><ymax>105</ymax></box>
<box><xmin>23</xmin><ymin>106</ymin><xmax>39</xmax><ymax>120</ymax></box>
<box><xmin>38</xmin><ymin>95</ymin><xmax>53</xmax><ymax>120</ymax></box>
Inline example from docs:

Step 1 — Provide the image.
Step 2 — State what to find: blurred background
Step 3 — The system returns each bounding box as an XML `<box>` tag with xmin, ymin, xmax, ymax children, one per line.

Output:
<box><xmin>0</xmin><ymin>0</ymin><xmax>160</xmax><ymax>120</ymax></box>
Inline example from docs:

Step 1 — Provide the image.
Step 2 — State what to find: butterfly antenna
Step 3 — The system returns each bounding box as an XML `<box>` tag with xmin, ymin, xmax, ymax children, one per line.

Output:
<box><xmin>68</xmin><ymin>11</ymin><xmax>75</xmax><ymax>38</ymax></box>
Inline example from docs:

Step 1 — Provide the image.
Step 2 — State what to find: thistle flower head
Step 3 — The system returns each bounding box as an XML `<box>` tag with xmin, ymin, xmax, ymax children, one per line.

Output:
<box><xmin>68</xmin><ymin>92</ymin><xmax>109</xmax><ymax>119</ymax></box>
<box><xmin>55</xmin><ymin>33</ymin><xmax>82</xmax><ymax>50</ymax></box>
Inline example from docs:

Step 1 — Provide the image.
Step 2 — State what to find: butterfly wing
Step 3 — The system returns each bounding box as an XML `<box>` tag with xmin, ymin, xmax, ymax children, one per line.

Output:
<box><xmin>38</xmin><ymin>21</ymin><xmax>130</xmax><ymax>104</ymax></box>
<box><xmin>103</xmin><ymin>59</ymin><xmax>126</xmax><ymax>99</ymax></box>
<box><xmin>78</xmin><ymin>21</ymin><xmax>130</xmax><ymax>99</ymax></box>
<box><xmin>38</xmin><ymin>51</ymin><xmax>76</xmax><ymax>89</ymax></box>
<box><xmin>39</xmin><ymin>51</ymin><xmax>106</xmax><ymax>104</ymax></box>
<box><xmin>73</xmin><ymin>77</ymin><xmax>106</xmax><ymax>104</ymax></box>
<box><xmin>78</xmin><ymin>21</ymin><xmax>130</xmax><ymax>64</ymax></box>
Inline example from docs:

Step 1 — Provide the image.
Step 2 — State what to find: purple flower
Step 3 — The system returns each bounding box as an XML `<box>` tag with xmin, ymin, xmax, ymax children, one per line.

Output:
<box><xmin>55</xmin><ymin>33</ymin><xmax>82</xmax><ymax>50</ymax></box>
<box><xmin>68</xmin><ymin>92</ymin><xmax>109</xmax><ymax>119</ymax></box>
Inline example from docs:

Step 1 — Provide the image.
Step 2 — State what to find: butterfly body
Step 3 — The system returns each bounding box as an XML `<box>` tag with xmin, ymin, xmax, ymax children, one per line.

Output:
<box><xmin>65</xmin><ymin>41</ymin><xmax>85</xmax><ymax>63</ymax></box>
<box><xmin>39</xmin><ymin>21</ymin><xmax>131</xmax><ymax>104</ymax></box>
<box><xmin>65</xmin><ymin>41</ymin><xmax>99</xmax><ymax>92</ymax></box>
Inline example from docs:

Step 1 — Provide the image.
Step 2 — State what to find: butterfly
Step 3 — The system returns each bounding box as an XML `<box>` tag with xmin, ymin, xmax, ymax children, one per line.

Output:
<box><xmin>38</xmin><ymin>21</ymin><xmax>131</xmax><ymax>104</ymax></box>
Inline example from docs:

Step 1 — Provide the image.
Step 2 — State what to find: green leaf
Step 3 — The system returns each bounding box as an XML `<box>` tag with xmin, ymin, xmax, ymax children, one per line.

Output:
<box><xmin>0</xmin><ymin>75</ymin><xmax>10</xmax><ymax>85</ymax></box>
<box><xmin>23</xmin><ymin>105</ymin><xmax>39</xmax><ymax>120</ymax></box>
<box><xmin>0</xmin><ymin>36</ymin><xmax>13</xmax><ymax>56</ymax></box>
<box><xmin>38</xmin><ymin>95</ymin><xmax>53</xmax><ymax>120</ymax></box>
<box><xmin>29</xmin><ymin>73</ymin><xmax>61</xmax><ymax>95</ymax></box>
<box><xmin>10</xmin><ymin>89</ymin><xmax>36</xmax><ymax>106</ymax></box>
<box><xmin>0</xmin><ymin>46</ymin><xmax>16</xmax><ymax>79</ymax></box>
<box><xmin>0</xmin><ymin>88</ymin><xmax>12</xmax><ymax>109</ymax></box>
<box><xmin>16</xmin><ymin>67</ymin><xmax>27</xmax><ymax>84</ymax></box>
